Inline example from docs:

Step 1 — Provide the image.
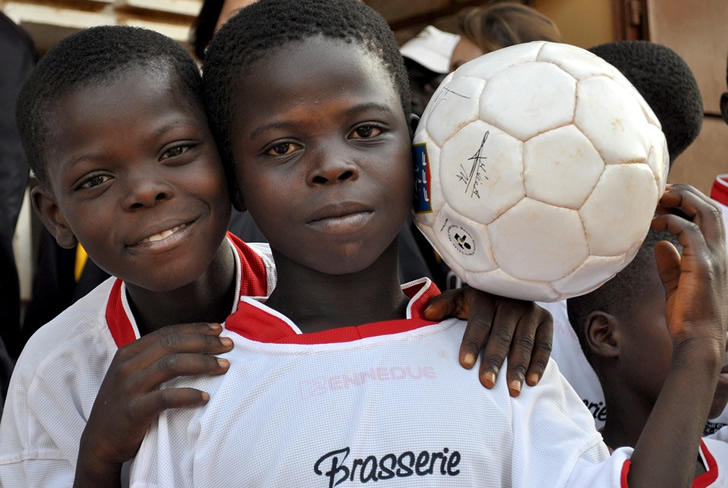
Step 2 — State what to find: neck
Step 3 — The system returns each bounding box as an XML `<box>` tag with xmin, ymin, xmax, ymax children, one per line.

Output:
<box><xmin>598</xmin><ymin>364</ymin><xmax>656</xmax><ymax>449</ymax></box>
<box><xmin>265</xmin><ymin>240</ymin><xmax>409</xmax><ymax>334</ymax></box>
<box><xmin>601</xmin><ymin>388</ymin><xmax>707</xmax><ymax>478</ymax></box>
<box><xmin>125</xmin><ymin>241</ymin><xmax>236</xmax><ymax>335</ymax></box>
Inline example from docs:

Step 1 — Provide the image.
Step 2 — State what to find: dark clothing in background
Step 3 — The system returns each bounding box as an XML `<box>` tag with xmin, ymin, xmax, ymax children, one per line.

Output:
<box><xmin>0</xmin><ymin>11</ymin><xmax>37</xmax><ymax>412</ymax></box>
<box><xmin>21</xmin><ymin>231</ymin><xmax>110</xmax><ymax>347</ymax></box>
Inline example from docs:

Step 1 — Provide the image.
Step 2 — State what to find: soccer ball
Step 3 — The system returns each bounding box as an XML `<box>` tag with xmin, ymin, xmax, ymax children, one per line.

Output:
<box><xmin>413</xmin><ymin>41</ymin><xmax>668</xmax><ymax>302</ymax></box>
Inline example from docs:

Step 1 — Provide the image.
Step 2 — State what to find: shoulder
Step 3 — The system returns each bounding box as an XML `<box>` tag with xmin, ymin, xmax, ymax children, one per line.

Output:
<box><xmin>12</xmin><ymin>277</ymin><xmax>119</xmax><ymax>386</ymax></box>
<box><xmin>0</xmin><ymin>278</ymin><xmax>121</xmax><ymax>470</ymax></box>
<box><xmin>513</xmin><ymin>358</ymin><xmax>601</xmax><ymax>437</ymax></box>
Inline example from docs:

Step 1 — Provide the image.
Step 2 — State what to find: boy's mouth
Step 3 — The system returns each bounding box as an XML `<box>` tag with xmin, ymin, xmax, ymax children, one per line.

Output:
<box><xmin>135</xmin><ymin>223</ymin><xmax>189</xmax><ymax>245</ymax></box>
<box><xmin>141</xmin><ymin>224</ymin><xmax>187</xmax><ymax>243</ymax></box>
<box><xmin>307</xmin><ymin>203</ymin><xmax>374</xmax><ymax>233</ymax></box>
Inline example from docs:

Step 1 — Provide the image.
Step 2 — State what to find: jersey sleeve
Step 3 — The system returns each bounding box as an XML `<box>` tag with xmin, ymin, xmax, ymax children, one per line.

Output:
<box><xmin>0</xmin><ymin>281</ymin><xmax>124</xmax><ymax>488</ymax></box>
<box><xmin>539</xmin><ymin>299</ymin><xmax>607</xmax><ymax>430</ymax></box>
<box><xmin>0</xmin><ymin>338</ymin><xmax>77</xmax><ymax>487</ymax></box>
<box><xmin>508</xmin><ymin>358</ymin><xmax>632</xmax><ymax>488</ymax></box>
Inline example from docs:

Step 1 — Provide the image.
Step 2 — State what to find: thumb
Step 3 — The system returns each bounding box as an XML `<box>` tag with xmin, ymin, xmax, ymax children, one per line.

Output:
<box><xmin>654</xmin><ymin>240</ymin><xmax>681</xmax><ymax>299</ymax></box>
<box><xmin>423</xmin><ymin>288</ymin><xmax>467</xmax><ymax>320</ymax></box>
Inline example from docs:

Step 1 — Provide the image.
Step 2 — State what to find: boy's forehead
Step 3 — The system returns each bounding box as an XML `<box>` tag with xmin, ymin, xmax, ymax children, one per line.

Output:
<box><xmin>232</xmin><ymin>35</ymin><xmax>401</xmax><ymax>109</ymax></box>
<box><xmin>45</xmin><ymin>67</ymin><xmax>204</xmax><ymax>166</ymax></box>
<box><xmin>226</xmin><ymin>35</ymin><xmax>409</xmax><ymax>155</ymax></box>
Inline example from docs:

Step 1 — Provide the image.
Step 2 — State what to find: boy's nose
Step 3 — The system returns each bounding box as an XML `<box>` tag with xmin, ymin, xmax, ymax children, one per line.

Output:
<box><xmin>122</xmin><ymin>177</ymin><xmax>173</xmax><ymax>209</ymax></box>
<box><xmin>307</xmin><ymin>151</ymin><xmax>359</xmax><ymax>186</ymax></box>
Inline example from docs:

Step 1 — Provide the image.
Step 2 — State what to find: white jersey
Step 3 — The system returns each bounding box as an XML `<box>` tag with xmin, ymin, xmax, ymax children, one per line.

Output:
<box><xmin>706</xmin><ymin>175</ymin><xmax>728</xmax><ymax>434</ymax></box>
<box><xmin>0</xmin><ymin>235</ymin><xmax>275</xmax><ymax>488</ymax></box>
<box><xmin>541</xmin><ymin>299</ymin><xmax>608</xmax><ymax>430</ymax></box>
<box><xmin>130</xmin><ymin>278</ymin><xmax>632</xmax><ymax>488</ymax></box>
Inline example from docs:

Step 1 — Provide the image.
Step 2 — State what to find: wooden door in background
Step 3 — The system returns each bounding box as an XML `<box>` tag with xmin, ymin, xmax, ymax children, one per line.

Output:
<box><xmin>642</xmin><ymin>0</ymin><xmax>728</xmax><ymax>194</ymax></box>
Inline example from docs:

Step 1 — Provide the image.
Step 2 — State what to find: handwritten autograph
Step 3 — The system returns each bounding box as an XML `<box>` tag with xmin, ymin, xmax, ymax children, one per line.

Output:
<box><xmin>457</xmin><ymin>130</ymin><xmax>490</xmax><ymax>199</ymax></box>
<box><xmin>429</xmin><ymin>86</ymin><xmax>471</xmax><ymax>114</ymax></box>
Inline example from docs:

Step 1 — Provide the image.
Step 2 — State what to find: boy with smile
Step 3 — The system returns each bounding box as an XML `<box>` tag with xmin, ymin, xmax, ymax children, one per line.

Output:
<box><xmin>41</xmin><ymin>67</ymin><xmax>235</xmax><ymax>308</ymax></box>
<box><xmin>0</xmin><ymin>26</ymin><xmax>276</xmax><ymax>487</ymax></box>
<box><xmin>128</xmin><ymin>0</ymin><xmax>728</xmax><ymax>486</ymax></box>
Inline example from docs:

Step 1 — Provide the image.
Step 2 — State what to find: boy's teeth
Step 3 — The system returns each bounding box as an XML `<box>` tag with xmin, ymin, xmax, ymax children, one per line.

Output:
<box><xmin>145</xmin><ymin>225</ymin><xmax>183</xmax><ymax>242</ymax></box>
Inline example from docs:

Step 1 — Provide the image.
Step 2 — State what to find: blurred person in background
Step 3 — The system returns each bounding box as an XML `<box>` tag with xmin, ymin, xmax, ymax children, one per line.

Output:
<box><xmin>450</xmin><ymin>2</ymin><xmax>563</xmax><ymax>71</ymax></box>
<box><xmin>399</xmin><ymin>25</ymin><xmax>460</xmax><ymax>117</ymax></box>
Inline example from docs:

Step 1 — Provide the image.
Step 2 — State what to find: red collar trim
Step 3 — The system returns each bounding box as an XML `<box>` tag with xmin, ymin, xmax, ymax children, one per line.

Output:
<box><xmin>710</xmin><ymin>175</ymin><xmax>728</xmax><ymax>207</ymax></box>
<box><xmin>105</xmin><ymin>279</ymin><xmax>137</xmax><ymax>348</ymax></box>
<box><xmin>226</xmin><ymin>233</ymin><xmax>268</xmax><ymax>298</ymax></box>
<box><xmin>225</xmin><ymin>278</ymin><xmax>441</xmax><ymax>344</ymax></box>
<box><xmin>105</xmin><ymin>233</ymin><xmax>268</xmax><ymax>347</ymax></box>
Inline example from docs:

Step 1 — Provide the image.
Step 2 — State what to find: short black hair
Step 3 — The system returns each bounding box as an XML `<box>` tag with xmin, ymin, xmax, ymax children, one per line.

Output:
<box><xmin>17</xmin><ymin>25</ymin><xmax>203</xmax><ymax>189</ymax></box>
<box><xmin>567</xmin><ymin>229</ymin><xmax>680</xmax><ymax>359</ymax></box>
<box><xmin>588</xmin><ymin>41</ymin><xmax>703</xmax><ymax>165</ymax></box>
<box><xmin>202</xmin><ymin>0</ymin><xmax>410</xmax><ymax>189</ymax></box>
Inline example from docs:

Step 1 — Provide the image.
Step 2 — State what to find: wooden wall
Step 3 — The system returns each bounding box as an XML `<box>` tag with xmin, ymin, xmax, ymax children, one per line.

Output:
<box><xmin>533</xmin><ymin>0</ymin><xmax>614</xmax><ymax>49</ymax></box>
<box><xmin>646</xmin><ymin>0</ymin><xmax>728</xmax><ymax>195</ymax></box>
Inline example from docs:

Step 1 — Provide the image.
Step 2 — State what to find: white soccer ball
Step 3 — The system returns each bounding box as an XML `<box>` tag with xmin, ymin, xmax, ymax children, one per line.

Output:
<box><xmin>413</xmin><ymin>41</ymin><xmax>669</xmax><ymax>302</ymax></box>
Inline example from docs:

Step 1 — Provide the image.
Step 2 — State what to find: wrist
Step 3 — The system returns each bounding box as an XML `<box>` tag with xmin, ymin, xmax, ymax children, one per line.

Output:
<box><xmin>671</xmin><ymin>334</ymin><xmax>724</xmax><ymax>374</ymax></box>
<box><xmin>74</xmin><ymin>444</ymin><xmax>123</xmax><ymax>488</ymax></box>
<box><xmin>666</xmin><ymin>335</ymin><xmax>724</xmax><ymax>405</ymax></box>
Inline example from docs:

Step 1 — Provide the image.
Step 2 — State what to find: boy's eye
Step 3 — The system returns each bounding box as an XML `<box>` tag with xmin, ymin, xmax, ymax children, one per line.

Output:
<box><xmin>79</xmin><ymin>174</ymin><xmax>111</xmax><ymax>190</ymax></box>
<box><xmin>266</xmin><ymin>142</ymin><xmax>300</xmax><ymax>156</ymax></box>
<box><xmin>350</xmin><ymin>125</ymin><xmax>382</xmax><ymax>139</ymax></box>
<box><xmin>161</xmin><ymin>144</ymin><xmax>192</xmax><ymax>160</ymax></box>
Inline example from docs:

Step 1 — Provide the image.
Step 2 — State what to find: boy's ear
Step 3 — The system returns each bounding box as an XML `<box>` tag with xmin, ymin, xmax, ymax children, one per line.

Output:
<box><xmin>721</xmin><ymin>92</ymin><xmax>728</xmax><ymax>124</ymax></box>
<box><xmin>31</xmin><ymin>185</ymin><xmax>78</xmax><ymax>249</ymax></box>
<box><xmin>408</xmin><ymin>113</ymin><xmax>420</xmax><ymax>138</ymax></box>
<box><xmin>584</xmin><ymin>311</ymin><xmax>620</xmax><ymax>359</ymax></box>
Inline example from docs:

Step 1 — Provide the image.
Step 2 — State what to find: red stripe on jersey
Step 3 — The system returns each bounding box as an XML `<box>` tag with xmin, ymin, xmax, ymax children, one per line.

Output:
<box><xmin>225</xmin><ymin>279</ymin><xmax>441</xmax><ymax>344</ymax></box>
<box><xmin>105</xmin><ymin>279</ymin><xmax>137</xmax><ymax>348</ymax></box>
<box><xmin>227</xmin><ymin>232</ymin><xmax>268</xmax><ymax>297</ymax></box>
<box><xmin>105</xmin><ymin>234</ymin><xmax>269</xmax><ymax>347</ymax></box>
<box><xmin>711</xmin><ymin>175</ymin><xmax>728</xmax><ymax>207</ymax></box>
<box><xmin>620</xmin><ymin>459</ymin><xmax>631</xmax><ymax>488</ymax></box>
<box><xmin>693</xmin><ymin>439</ymin><xmax>718</xmax><ymax>488</ymax></box>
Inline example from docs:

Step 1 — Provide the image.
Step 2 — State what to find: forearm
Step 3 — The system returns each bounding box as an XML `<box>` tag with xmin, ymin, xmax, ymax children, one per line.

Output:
<box><xmin>628</xmin><ymin>338</ymin><xmax>722</xmax><ymax>488</ymax></box>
